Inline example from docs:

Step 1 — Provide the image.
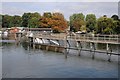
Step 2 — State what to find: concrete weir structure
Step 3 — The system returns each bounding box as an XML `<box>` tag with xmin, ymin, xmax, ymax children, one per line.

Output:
<box><xmin>29</xmin><ymin>37</ymin><xmax>65</xmax><ymax>53</ymax></box>
<box><xmin>26</xmin><ymin>33</ymin><xmax>120</xmax><ymax>62</ymax></box>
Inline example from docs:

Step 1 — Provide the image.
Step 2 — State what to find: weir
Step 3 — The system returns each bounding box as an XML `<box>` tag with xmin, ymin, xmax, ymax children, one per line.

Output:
<box><xmin>25</xmin><ymin>33</ymin><xmax>120</xmax><ymax>62</ymax></box>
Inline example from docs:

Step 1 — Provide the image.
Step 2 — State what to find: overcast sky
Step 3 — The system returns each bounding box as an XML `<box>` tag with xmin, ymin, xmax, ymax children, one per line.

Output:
<box><xmin>1</xmin><ymin>1</ymin><xmax>119</xmax><ymax>20</ymax></box>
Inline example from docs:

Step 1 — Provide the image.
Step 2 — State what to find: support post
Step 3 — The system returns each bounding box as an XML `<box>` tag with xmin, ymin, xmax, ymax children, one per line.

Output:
<box><xmin>77</xmin><ymin>41</ymin><xmax>82</xmax><ymax>56</ymax></box>
<box><xmin>78</xmin><ymin>49</ymin><xmax>81</xmax><ymax>56</ymax></box>
<box><xmin>106</xmin><ymin>43</ymin><xmax>112</xmax><ymax>62</ymax></box>
<box><xmin>33</xmin><ymin>37</ymin><xmax>35</xmax><ymax>50</ymax></box>
<box><xmin>55</xmin><ymin>47</ymin><xmax>58</xmax><ymax>52</ymax></box>
<box><xmin>92</xmin><ymin>49</ymin><xmax>95</xmax><ymax>59</ymax></box>
<box><xmin>39</xmin><ymin>45</ymin><xmax>41</xmax><ymax>49</ymax></box>
<box><xmin>46</xmin><ymin>45</ymin><xmax>49</xmax><ymax>51</ymax></box>
<box><xmin>33</xmin><ymin>44</ymin><xmax>35</xmax><ymax>50</ymax></box>
<box><xmin>108</xmin><ymin>54</ymin><xmax>112</xmax><ymax>62</ymax></box>
<box><xmin>90</xmin><ymin>42</ymin><xmax>96</xmax><ymax>59</ymax></box>
<box><xmin>64</xmin><ymin>35</ymin><xmax>67</xmax><ymax>59</ymax></box>
<box><xmin>66</xmin><ymin>40</ymin><xmax>70</xmax><ymax>54</ymax></box>
<box><xmin>90</xmin><ymin>42</ymin><xmax>92</xmax><ymax>54</ymax></box>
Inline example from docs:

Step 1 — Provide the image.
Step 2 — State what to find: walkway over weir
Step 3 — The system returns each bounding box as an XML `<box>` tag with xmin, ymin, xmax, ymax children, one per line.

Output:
<box><xmin>27</xmin><ymin>33</ymin><xmax>120</xmax><ymax>62</ymax></box>
<box><xmin>34</xmin><ymin>33</ymin><xmax>120</xmax><ymax>45</ymax></box>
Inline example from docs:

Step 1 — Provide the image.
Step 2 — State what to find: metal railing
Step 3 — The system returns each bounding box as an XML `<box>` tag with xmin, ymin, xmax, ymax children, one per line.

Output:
<box><xmin>74</xmin><ymin>34</ymin><xmax>119</xmax><ymax>44</ymax></box>
<box><xmin>35</xmin><ymin>33</ymin><xmax>120</xmax><ymax>44</ymax></box>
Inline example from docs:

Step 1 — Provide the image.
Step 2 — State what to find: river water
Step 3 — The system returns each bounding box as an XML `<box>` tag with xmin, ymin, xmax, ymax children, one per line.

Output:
<box><xmin>2</xmin><ymin>42</ymin><xmax>119</xmax><ymax>78</ymax></box>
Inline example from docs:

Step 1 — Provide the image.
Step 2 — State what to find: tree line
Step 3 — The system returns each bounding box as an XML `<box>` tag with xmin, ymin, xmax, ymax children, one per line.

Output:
<box><xmin>1</xmin><ymin>12</ymin><xmax>120</xmax><ymax>34</ymax></box>
<box><xmin>1</xmin><ymin>12</ymin><xmax>68</xmax><ymax>33</ymax></box>
<box><xmin>70</xmin><ymin>13</ymin><xmax>120</xmax><ymax>34</ymax></box>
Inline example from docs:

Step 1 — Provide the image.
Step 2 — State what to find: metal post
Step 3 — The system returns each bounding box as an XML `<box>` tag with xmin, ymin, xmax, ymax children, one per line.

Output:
<box><xmin>77</xmin><ymin>41</ymin><xmax>82</xmax><ymax>56</ymax></box>
<box><xmin>32</xmin><ymin>37</ymin><xmax>35</xmax><ymax>50</ymax></box>
<box><xmin>66</xmin><ymin>40</ymin><xmax>70</xmax><ymax>54</ymax></box>
<box><xmin>106</xmin><ymin>43</ymin><xmax>109</xmax><ymax>51</ymax></box>
<box><xmin>106</xmin><ymin>43</ymin><xmax>112</xmax><ymax>62</ymax></box>
<box><xmin>90</xmin><ymin>42</ymin><xmax>95</xmax><ymax>59</ymax></box>
<box><xmin>64</xmin><ymin>35</ymin><xmax>67</xmax><ymax>59</ymax></box>
<box><xmin>33</xmin><ymin>44</ymin><xmax>35</xmax><ymax>50</ymax></box>
<box><xmin>92</xmin><ymin>43</ymin><xmax>95</xmax><ymax>59</ymax></box>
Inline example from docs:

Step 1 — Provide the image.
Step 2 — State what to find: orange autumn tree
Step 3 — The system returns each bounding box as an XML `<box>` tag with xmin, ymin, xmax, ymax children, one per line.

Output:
<box><xmin>39</xmin><ymin>12</ymin><xmax>52</xmax><ymax>28</ymax></box>
<box><xmin>39</xmin><ymin>17</ymin><xmax>52</xmax><ymax>28</ymax></box>
<box><xmin>51</xmin><ymin>12</ymin><xmax>68</xmax><ymax>33</ymax></box>
<box><xmin>39</xmin><ymin>12</ymin><xmax>68</xmax><ymax>33</ymax></box>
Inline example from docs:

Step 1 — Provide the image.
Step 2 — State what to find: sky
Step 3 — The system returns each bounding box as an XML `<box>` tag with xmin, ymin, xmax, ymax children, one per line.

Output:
<box><xmin>1</xmin><ymin>0</ymin><xmax>120</xmax><ymax>20</ymax></box>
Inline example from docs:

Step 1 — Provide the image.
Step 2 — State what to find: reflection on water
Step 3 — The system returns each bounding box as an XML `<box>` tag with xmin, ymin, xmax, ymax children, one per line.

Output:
<box><xmin>2</xmin><ymin>42</ymin><xmax>119</xmax><ymax>78</ymax></box>
<box><xmin>97</xmin><ymin>43</ymin><xmax>119</xmax><ymax>53</ymax></box>
<box><xmin>21</xmin><ymin>42</ymin><xmax>30</xmax><ymax>50</ymax></box>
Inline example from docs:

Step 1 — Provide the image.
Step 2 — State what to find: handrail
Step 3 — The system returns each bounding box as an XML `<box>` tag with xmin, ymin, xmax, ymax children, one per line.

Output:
<box><xmin>34</xmin><ymin>33</ymin><xmax>120</xmax><ymax>44</ymax></box>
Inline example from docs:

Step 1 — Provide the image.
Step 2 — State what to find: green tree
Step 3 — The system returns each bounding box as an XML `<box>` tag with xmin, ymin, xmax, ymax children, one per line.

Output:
<box><xmin>22</xmin><ymin>12</ymin><xmax>41</xmax><ymax>28</ymax></box>
<box><xmin>28</xmin><ymin>12</ymin><xmax>41</xmax><ymax>28</ymax></box>
<box><xmin>70</xmin><ymin>13</ymin><xmax>85</xmax><ymax>32</ymax></box>
<box><xmin>86</xmin><ymin>14</ymin><xmax>96</xmax><ymax>32</ymax></box>
<box><xmin>28</xmin><ymin>17</ymin><xmax>39</xmax><ymax>28</ymax></box>
<box><xmin>111</xmin><ymin>15</ymin><xmax>120</xmax><ymax>34</ymax></box>
<box><xmin>2</xmin><ymin>15</ymin><xmax>13</xmax><ymax>28</ymax></box>
<box><xmin>113</xmin><ymin>20</ymin><xmax>120</xmax><ymax>34</ymax></box>
<box><xmin>22</xmin><ymin>13</ymin><xmax>32</xmax><ymax>27</ymax></box>
<box><xmin>97</xmin><ymin>16</ymin><xmax>114</xmax><ymax>34</ymax></box>
<box><xmin>11</xmin><ymin>15</ymin><xmax>22</xmax><ymax>27</ymax></box>
<box><xmin>111</xmin><ymin>15</ymin><xmax>119</xmax><ymax>20</ymax></box>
